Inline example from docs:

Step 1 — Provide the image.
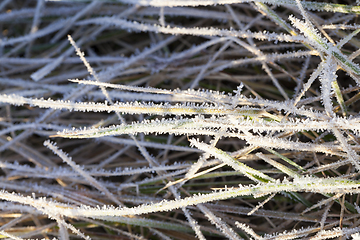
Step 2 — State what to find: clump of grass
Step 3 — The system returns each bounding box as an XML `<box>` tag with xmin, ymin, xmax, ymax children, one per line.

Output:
<box><xmin>1</xmin><ymin>0</ymin><xmax>360</xmax><ymax>239</ymax></box>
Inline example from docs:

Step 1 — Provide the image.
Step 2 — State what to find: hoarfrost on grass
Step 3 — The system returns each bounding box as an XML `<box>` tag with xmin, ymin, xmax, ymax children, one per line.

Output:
<box><xmin>1</xmin><ymin>0</ymin><xmax>360</xmax><ymax>239</ymax></box>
